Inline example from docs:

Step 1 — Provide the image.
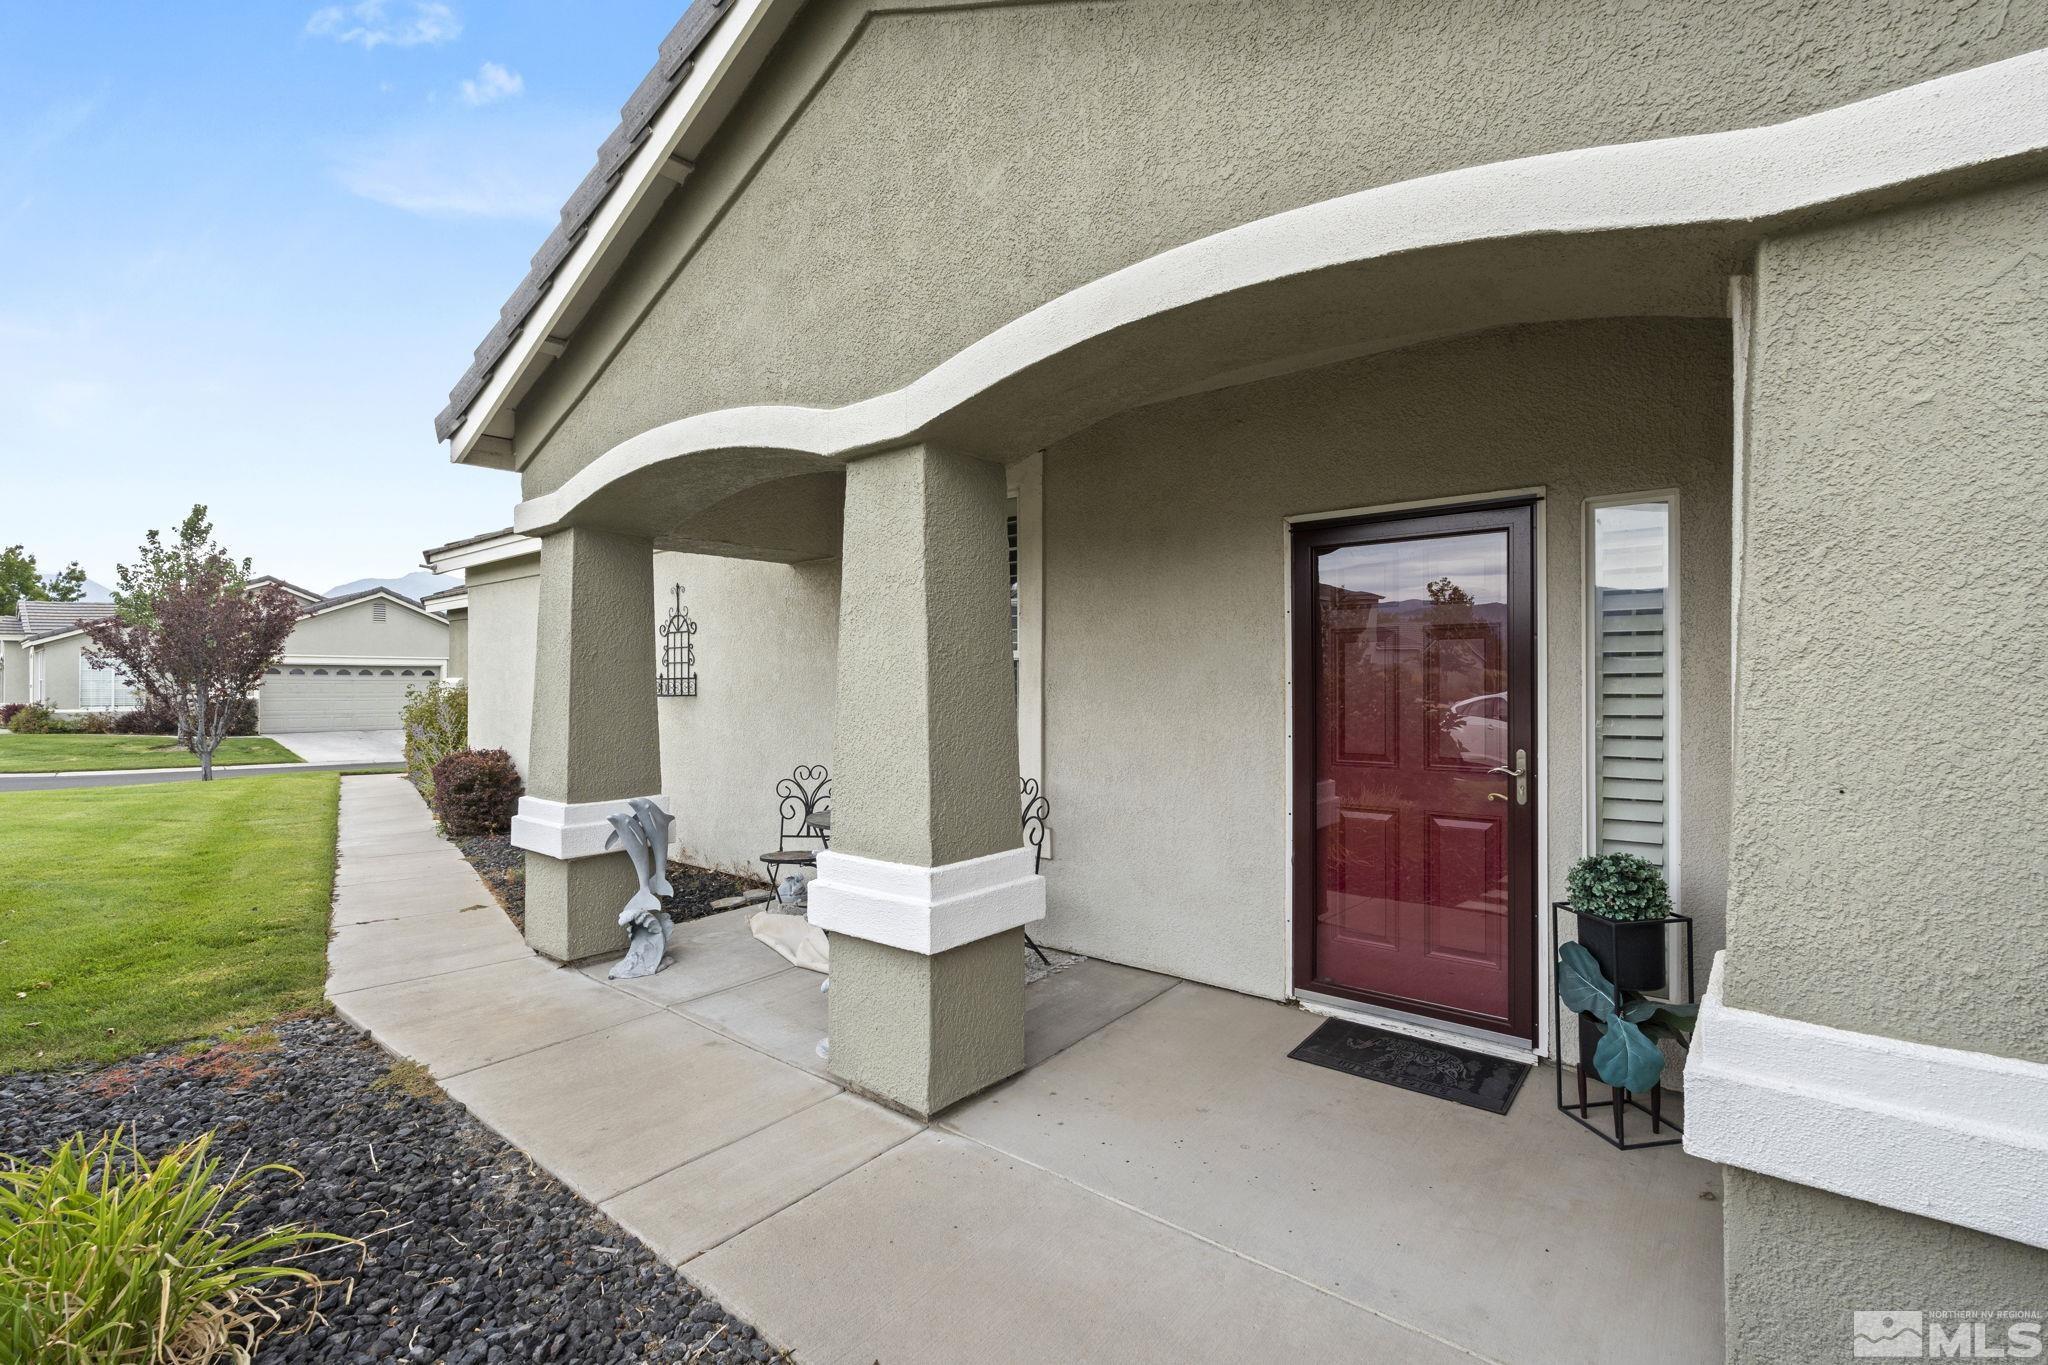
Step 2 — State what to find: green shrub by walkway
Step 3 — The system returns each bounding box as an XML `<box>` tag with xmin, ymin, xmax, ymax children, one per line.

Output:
<box><xmin>0</xmin><ymin>774</ymin><xmax>338</xmax><ymax>1071</ymax></box>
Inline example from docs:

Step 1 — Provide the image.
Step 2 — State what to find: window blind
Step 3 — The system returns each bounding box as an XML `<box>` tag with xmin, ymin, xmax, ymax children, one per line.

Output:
<box><xmin>1591</xmin><ymin>503</ymin><xmax>1672</xmax><ymax>869</ymax></box>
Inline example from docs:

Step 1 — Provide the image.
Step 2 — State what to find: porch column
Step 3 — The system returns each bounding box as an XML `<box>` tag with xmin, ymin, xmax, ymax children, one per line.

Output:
<box><xmin>810</xmin><ymin>442</ymin><xmax>1042</xmax><ymax>1118</ymax></box>
<box><xmin>510</xmin><ymin>525</ymin><xmax>663</xmax><ymax>963</ymax></box>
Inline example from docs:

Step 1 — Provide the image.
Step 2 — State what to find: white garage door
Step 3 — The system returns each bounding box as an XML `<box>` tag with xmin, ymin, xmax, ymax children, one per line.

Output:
<box><xmin>257</xmin><ymin>665</ymin><xmax>438</xmax><ymax>732</ymax></box>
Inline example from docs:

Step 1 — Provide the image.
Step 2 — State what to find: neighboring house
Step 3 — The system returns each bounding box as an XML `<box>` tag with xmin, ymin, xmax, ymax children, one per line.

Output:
<box><xmin>14</xmin><ymin>587</ymin><xmax>447</xmax><ymax>733</ymax></box>
<box><xmin>253</xmin><ymin>588</ymin><xmax>449</xmax><ymax>732</ymax></box>
<box><xmin>428</xmin><ymin>2</ymin><xmax>2048</xmax><ymax>1354</ymax></box>
<box><xmin>13</xmin><ymin>602</ymin><xmax>123</xmax><ymax>712</ymax></box>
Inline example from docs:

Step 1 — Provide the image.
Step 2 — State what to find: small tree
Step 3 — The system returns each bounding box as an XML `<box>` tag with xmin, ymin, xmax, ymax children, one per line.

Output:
<box><xmin>0</xmin><ymin>545</ymin><xmax>87</xmax><ymax>615</ymax></box>
<box><xmin>81</xmin><ymin>508</ymin><xmax>300</xmax><ymax>779</ymax></box>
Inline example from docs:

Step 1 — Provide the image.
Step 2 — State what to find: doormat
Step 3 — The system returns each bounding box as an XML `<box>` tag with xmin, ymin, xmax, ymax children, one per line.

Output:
<box><xmin>1288</xmin><ymin>1019</ymin><xmax>1529</xmax><ymax>1115</ymax></box>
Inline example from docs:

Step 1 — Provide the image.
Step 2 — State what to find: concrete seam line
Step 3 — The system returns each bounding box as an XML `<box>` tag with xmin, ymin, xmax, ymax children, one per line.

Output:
<box><xmin>657</xmin><ymin>1124</ymin><xmax>930</xmax><ymax>1267</ymax></box>
<box><xmin>928</xmin><ymin>1129</ymin><xmax>1507</xmax><ymax>1365</ymax></box>
<box><xmin>1683</xmin><ymin>953</ymin><xmax>2048</xmax><ymax>1249</ymax></box>
<box><xmin>597</xmin><ymin>1088</ymin><xmax>854</xmax><ymax>1208</ymax></box>
<box><xmin>515</xmin><ymin>50</ymin><xmax>2048</xmax><ymax>535</ymax></box>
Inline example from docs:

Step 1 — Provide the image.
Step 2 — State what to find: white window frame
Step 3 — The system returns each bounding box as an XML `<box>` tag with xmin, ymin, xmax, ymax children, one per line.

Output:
<box><xmin>1582</xmin><ymin>490</ymin><xmax>1682</xmax><ymax>913</ymax></box>
<box><xmin>78</xmin><ymin>654</ymin><xmax>137</xmax><ymax>711</ymax></box>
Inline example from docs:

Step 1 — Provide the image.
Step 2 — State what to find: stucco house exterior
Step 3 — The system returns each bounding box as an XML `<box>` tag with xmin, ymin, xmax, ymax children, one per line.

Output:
<box><xmin>10</xmin><ymin>584</ymin><xmax>448</xmax><ymax>731</ymax></box>
<box><xmin>427</xmin><ymin>2</ymin><xmax>2048</xmax><ymax>1357</ymax></box>
<box><xmin>0</xmin><ymin>616</ymin><xmax>25</xmax><ymax>705</ymax></box>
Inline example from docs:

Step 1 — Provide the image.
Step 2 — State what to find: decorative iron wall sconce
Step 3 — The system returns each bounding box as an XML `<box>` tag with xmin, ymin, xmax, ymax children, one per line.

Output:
<box><xmin>658</xmin><ymin>583</ymin><xmax>698</xmax><ymax>697</ymax></box>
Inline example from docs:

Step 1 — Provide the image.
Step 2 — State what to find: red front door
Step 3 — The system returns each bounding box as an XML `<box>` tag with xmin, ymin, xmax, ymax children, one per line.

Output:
<box><xmin>1292</xmin><ymin>504</ymin><xmax>1538</xmax><ymax>1040</ymax></box>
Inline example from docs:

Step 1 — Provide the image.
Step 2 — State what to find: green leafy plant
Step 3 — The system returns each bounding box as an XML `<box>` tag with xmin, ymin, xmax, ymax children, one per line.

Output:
<box><xmin>0</xmin><ymin>1130</ymin><xmax>348</xmax><ymax>1364</ymax></box>
<box><xmin>401</xmin><ymin>680</ymin><xmax>468</xmax><ymax>795</ymax></box>
<box><xmin>5</xmin><ymin>704</ymin><xmax>68</xmax><ymax>735</ymax></box>
<box><xmin>1557</xmin><ymin>941</ymin><xmax>1697</xmax><ymax>1093</ymax></box>
<box><xmin>1564</xmin><ymin>851</ymin><xmax>1672</xmax><ymax>922</ymax></box>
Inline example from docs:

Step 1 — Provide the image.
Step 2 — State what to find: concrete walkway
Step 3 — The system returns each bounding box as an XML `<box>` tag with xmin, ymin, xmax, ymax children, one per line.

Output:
<box><xmin>327</xmin><ymin>775</ymin><xmax>1723</xmax><ymax>1365</ymax></box>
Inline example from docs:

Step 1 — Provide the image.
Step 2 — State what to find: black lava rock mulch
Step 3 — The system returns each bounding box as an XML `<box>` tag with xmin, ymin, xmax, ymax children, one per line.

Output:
<box><xmin>453</xmin><ymin>835</ymin><xmax>767</xmax><ymax>934</ymax></box>
<box><xmin>0</xmin><ymin>1016</ymin><xmax>784</xmax><ymax>1364</ymax></box>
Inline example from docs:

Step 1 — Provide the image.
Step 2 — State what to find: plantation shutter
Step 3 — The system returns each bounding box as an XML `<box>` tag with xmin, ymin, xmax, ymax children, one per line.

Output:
<box><xmin>1594</xmin><ymin>583</ymin><xmax>1667</xmax><ymax>867</ymax></box>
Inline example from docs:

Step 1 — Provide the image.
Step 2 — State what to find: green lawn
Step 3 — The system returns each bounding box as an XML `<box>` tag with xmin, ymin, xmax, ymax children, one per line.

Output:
<box><xmin>0</xmin><ymin>733</ymin><xmax>301</xmax><ymax>773</ymax></box>
<box><xmin>0</xmin><ymin>774</ymin><xmax>339</xmax><ymax>1072</ymax></box>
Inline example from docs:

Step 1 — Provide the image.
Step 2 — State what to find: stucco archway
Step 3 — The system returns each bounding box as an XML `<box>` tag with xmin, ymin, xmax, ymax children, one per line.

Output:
<box><xmin>513</xmin><ymin>49</ymin><xmax>2048</xmax><ymax>546</ymax></box>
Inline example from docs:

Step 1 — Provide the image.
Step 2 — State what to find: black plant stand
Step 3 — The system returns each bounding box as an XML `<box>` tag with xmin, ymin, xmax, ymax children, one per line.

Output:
<box><xmin>1552</xmin><ymin>902</ymin><xmax>1696</xmax><ymax>1151</ymax></box>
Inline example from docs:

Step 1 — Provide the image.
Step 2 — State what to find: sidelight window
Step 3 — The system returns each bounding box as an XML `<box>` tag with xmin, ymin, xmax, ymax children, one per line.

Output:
<box><xmin>1586</xmin><ymin>497</ymin><xmax>1678</xmax><ymax>881</ymax></box>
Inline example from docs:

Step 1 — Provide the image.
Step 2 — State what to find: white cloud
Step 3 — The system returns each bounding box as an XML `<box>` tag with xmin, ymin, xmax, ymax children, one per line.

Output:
<box><xmin>331</xmin><ymin>109</ymin><xmax>609</xmax><ymax>220</ymax></box>
<box><xmin>459</xmin><ymin>62</ymin><xmax>524</xmax><ymax>107</ymax></box>
<box><xmin>306</xmin><ymin>1</ymin><xmax>461</xmax><ymax>49</ymax></box>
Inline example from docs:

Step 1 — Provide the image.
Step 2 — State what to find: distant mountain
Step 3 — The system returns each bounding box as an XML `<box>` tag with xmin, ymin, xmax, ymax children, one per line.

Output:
<box><xmin>322</xmin><ymin>571</ymin><xmax>457</xmax><ymax>602</ymax></box>
<box><xmin>81</xmin><ymin>579</ymin><xmax>112</xmax><ymax>600</ymax></box>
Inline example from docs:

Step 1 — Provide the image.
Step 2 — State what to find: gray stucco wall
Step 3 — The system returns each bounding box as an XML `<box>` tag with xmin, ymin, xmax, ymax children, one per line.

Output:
<box><xmin>286</xmin><ymin>599</ymin><xmax>448</xmax><ymax>662</ymax></box>
<box><xmin>1040</xmin><ymin>318</ymin><xmax>1733</xmax><ymax>1002</ymax></box>
<box><xmin>29</xmin><ymin>635</ymin><xmax>89</xmax><ymax>711</ymax></box>
<box><xmin>1723</xmin><ymin>1170</ymin><xmax>2048</xmax><ymax>1363</ymax></box>
<box><xmin>655</xmin><ymin>550</ymin><xmax>839</xmax><ymax>876</ymax></box>
<box><xmin>514</xmin><ymin>0</ymin><xmax>2045</xmax><ymax>496</ymax></box>
<box><xmin>445</xmin><ymin>613</ymin><xmax>468</xmax><ymax>681</ymax></box>
<box><xmin>1728</xmin><ymin>178</ymin><xmax>2048</xmax><ymax>1061</ymax></box>
<box><xmin>0</xmin><ymin>638</ymin><xmax>25</xmax><ymax>706</ymax></box>
<box><xmin>465</xmin><ymin>555</ymin><xmax>542</xmax><ymax>776</ymax></box>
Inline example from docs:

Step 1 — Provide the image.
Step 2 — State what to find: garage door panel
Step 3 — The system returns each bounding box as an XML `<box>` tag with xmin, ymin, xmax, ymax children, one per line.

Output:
<box><xmin>258</xmin><ymin>668</ymin><xmax>435</xmax><ymax>732</ymax></box>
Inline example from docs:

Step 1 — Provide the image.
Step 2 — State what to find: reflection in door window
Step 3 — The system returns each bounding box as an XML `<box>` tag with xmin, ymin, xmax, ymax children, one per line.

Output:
<box><xmin>1589</xmin><ymin>501</ymin><xmax>1674</xmax><ymax>873</ymax></box>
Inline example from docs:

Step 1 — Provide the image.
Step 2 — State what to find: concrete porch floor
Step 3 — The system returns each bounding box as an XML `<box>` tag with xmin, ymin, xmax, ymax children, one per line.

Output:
<box><xmin>328</xmin><ymin>776</ymin><xmax>1723</xmax><ymax>1364</ymax></box>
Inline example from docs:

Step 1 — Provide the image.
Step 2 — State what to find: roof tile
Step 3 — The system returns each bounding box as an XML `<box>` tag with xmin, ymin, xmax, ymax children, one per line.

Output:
<box><xmin>433</xmin><ymin>0</ymin><xmax>734</xmax><ymax>443</ymax></box>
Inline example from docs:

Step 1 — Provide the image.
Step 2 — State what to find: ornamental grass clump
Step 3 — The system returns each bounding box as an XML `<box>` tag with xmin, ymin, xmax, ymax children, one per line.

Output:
<box><xmin>1564</xmin><ymin>851</ymin><xmax>1672</xmax><ymax>922</ymax></box>
<box><xmin>0</xmin><ymin>1130</ymin><xmax>346</xmax><ymax>1365</ymax></box>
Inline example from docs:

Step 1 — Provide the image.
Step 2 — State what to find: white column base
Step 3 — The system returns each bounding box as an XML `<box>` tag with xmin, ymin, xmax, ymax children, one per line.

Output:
<box><xmin>809</xmin><ymin>847</ymin><xmax>1044</xmax><ymax>955</ymax></box>
<box><xmin>509</xmin><ymin>794</ymin><xmax>671</xmax><ymax>861</ymax></box>
<box><xmin>1684</xmin><ymin>952</ymin><xmax>2048</xmax><ymax>1250</ymax></box>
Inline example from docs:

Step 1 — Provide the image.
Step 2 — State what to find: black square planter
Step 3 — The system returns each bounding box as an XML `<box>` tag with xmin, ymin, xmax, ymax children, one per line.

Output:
<box><xmin>1574</xmin><ymin>910</ymin><xmax>1668</xmax><ymax>994</ymax></box>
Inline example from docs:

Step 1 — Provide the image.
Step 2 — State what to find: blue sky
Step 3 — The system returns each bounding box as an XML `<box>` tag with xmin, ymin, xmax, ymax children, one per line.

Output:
<box><xmin>0</xmin><ymin>0</ymin><xmax>680</xmax><ymax>593</ymax></box>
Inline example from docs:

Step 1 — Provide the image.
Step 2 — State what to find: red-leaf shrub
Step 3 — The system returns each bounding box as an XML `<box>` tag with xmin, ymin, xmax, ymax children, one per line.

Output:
<box><xmin>430</xmin><ymin>748</ymin><xmax>524</xmax><ymax>836</ymax></box>
<box><xmin>107</xmin><ymin>696</ymin><xmax>253</xmax><ymax>740</ymax></box>
<box><xmin>0</xmin><ymin>702</ymin><xmax>24</xmax><ymax>727</ymax></box>
<box><xmin>110</xmin><ymin>706</ymin><xmax>168</xmax><ymax>735</ymax></box>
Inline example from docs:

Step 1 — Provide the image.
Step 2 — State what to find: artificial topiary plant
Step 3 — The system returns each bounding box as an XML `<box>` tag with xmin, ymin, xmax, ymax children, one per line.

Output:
<box><xmin>1565</xmin><ymin>851</ymin><xmax>1672</xmax><ymax>922</ymax></box>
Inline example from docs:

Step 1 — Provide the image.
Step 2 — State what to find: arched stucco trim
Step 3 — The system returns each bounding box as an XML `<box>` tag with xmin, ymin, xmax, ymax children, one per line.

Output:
<box><xmin>517</xmin><ymin>49</ymin><xmax>2048</xmax><ymax>539</ymax></box>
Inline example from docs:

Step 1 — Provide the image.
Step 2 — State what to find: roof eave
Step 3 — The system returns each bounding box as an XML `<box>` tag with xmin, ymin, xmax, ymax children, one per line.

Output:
<box><xmin>444</xmin><ymin>0</ymin><xmax>802</xmax><ymax>470</ymax></box>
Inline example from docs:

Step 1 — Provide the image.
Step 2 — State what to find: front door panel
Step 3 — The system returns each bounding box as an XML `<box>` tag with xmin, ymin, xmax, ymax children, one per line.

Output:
<box><xmin>1293</xmin><ymin>505</ymin><xmax>1537</xmax><ymax>1040</ymax></box>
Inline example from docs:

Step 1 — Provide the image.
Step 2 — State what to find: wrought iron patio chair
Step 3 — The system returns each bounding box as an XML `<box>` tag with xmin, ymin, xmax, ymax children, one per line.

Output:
<box><xmin>761</xmin><ymin>764</ymin><xmax>830</xmax><ymax>892</ymax></box>
<box><xmin>1021</xmin><ymin>778</ymin><xmax>1052</xmax><ymax>966</ymax></box>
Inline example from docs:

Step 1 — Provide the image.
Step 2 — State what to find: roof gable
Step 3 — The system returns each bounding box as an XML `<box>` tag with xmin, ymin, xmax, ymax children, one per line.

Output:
<box><xmin>302</xmin><ymin>587</ymin><xmax>447</xmax><ymax>624</ymax></box>
<box><xmin>249</xmin><ymin>575</ymin><xmax>324</xmax><ymax>604</ymax></box>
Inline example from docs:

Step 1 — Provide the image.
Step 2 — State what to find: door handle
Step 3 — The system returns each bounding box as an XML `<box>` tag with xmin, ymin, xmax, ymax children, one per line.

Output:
<box><xmin>1488</xmin><ymin>749</ymin><xmax>1528</xmax><ymax>807</ymax></box>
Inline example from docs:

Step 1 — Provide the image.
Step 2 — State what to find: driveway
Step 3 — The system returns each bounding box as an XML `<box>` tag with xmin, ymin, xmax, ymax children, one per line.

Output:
<box><xmin>265</xmin><ymin>729</ymin><xmax>405</xmax><ymax>764</ymax></box>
